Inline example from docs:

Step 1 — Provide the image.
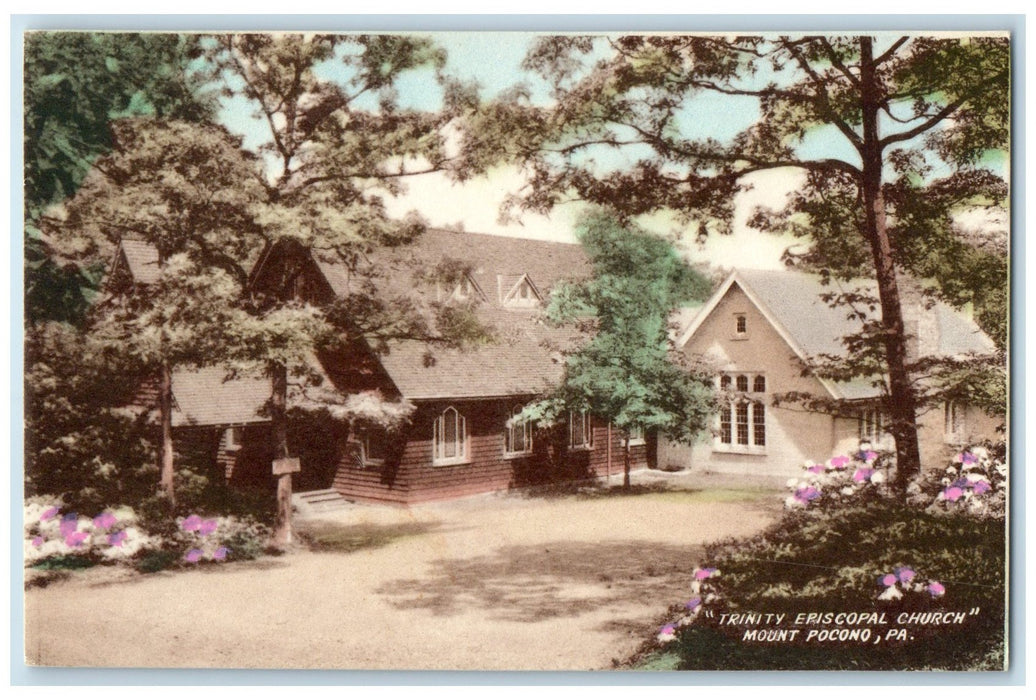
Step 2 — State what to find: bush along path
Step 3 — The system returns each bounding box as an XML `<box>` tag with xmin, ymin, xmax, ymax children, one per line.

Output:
<box><xmin>634</xmin><ymin>444</ymin><xmax>1008</xmax><ymax>671</ymax></box>
<box><xmin>23</xmin><ymin>497</ymin><xmax>272</xmax><ymax>586</ymax></box>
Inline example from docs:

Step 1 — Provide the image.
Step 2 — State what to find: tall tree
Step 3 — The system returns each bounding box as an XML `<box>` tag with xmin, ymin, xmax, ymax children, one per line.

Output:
<box><xmin>469</xmin><ymin>34</ymin><xmax>1009</xmax><ymax>486</ymax></box>
<box><xmin>207</xmin><ymin>34</ymin><xmax>473</xmax><ymax>543</ymax></box>
<box><xmin>52</xmin><ymin>118</ymin><xmax>268</xmax><ymax>507</ymax></box>
<box><xmin>24</xmin><ymin>32</ymin><xmax>213</xmax><ymax>324</ymax></box>
<box><xmin>521</xmin><ymin>210</ymin><xmax>714</xmax><ymax>488</ymax></box>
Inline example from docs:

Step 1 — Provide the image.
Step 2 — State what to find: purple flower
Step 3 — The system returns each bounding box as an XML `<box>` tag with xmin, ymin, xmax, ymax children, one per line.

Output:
<box><xmin>943</xmin><ymin>486</ymin><xmax>964</xmax><ymax>502</ymax></box>
<box><xmin>928</xmin><ymin>582</ymin><xmax>946</xmax><ymax>597</ymax></box>
<box><xmin>212</xmin><ymin>546</ymin><xmax>229</xmax><ymax>561</ymax></box>
<box><xmin>972</xmin><ymin>480</ymin><xmax>991</xmax><ymax>495</ymax></box>
<box><xmin>108</xmin><ymin>530</ymin><xmax>127</xmax><ymax>547</ymax></box>
<box><xmin>59</xmin><ymin>514</ymin><xmax>79</xmax><ymax>537</ymax></box>
<box><xmin>92</xmin><ymin>512</ymin><xmax>117</xmax><ymax>530</ymax></box>
<box><xmin>40</xmin><ymin>506</ymin><xmax>60</xmax><ymax>521</ymax></box>
<box><xmin>685</xmin><ymin>597</ymin><xmax>702</xmax><ymax>611</ymax></box>
<box><xmin>198</xmin><ymin>519</ymin><xmax>218</xmax><ymax>536</ymax></box>
<box><xmin>829</xmin><ymin>455</ymin><xmax>851</xmax><ymax>469</ymax></box>
<box><xmin>64</xmin><ymin>531</ymin><xmax>89</xmax><ymax>548</ymax></box>
<box><xmin>184</xmin><ymin>548</ymin><xmax>203</xmax><ymax>563</ymax></box>
<box><xmin>880</xmin><ymin>573</ymin><xmax>898</xmax><ymax>587</ymax></box>
<box><xmin>31</xmin><ymin>536</ymin><xmax>44</xmax><ymax>548</ymax></box>
<box><xmin>961</xmin><ymin>452</ymin><xmax>978</xmax><ymax>466</ymax></box>
<box><xmin>181</xmin><ymin>515</ymin><xmax>203</xmax><ymax>532</ymax></box>
<box><xmin>852</xmin><ymin>468</ymin><xmax>874</xmax><ymax>483</ymax></box>
<box><xmin>795</xmin><ymin>486</ymin><xmax>821</xmax><ymax>503</ymax></box>
<box><xmin>862</xmin><ymin>450</ymin><xmax>878</xmax><ymax>462</ymax></box>
<box><xmin>895</xmin><ymin>567</ymin><xmax>916</xmax><ymax>584</ymax></box>
<box><xmin>806</xmin><ymin>463</ymin><xmax>826</xmax><ymax>474</ymax></box>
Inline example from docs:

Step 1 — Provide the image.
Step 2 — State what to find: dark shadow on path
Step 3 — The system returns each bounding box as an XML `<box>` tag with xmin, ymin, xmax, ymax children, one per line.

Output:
<box><xmin>377</xmin><ymin>539</ymin><xmax>706</xmax><ymax>626</ymax></box>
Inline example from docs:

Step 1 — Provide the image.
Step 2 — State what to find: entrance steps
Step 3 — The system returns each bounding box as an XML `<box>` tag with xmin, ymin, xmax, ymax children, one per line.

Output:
<box><xmin>293</xmin><ymin>488</ymin><xmax>352</xmax><ymax>515</ymax></box>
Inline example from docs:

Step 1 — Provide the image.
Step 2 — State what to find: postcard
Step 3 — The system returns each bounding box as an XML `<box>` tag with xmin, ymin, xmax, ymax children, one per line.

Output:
<box><xmin>21</xmin><ymin>27</ymin><xmax>1011</xmax><ymax>673</ymax></box>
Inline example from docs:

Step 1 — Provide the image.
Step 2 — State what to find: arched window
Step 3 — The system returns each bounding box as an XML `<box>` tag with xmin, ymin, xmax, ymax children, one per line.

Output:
<box><xmin>433</xmin><ymin>406</ymin><xmax>468</xmax><ymax>465</ymax></box>
<box><xmin>504</xmin><ymin>405</ymin><xmax>533</xmax><ymax>456</ymax></box>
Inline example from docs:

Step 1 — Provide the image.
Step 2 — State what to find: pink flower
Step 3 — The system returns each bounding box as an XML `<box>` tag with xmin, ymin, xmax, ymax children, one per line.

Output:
<box><xmin>961</xmin><ymin>452</ymin><xmax>978</xmax><ymax>466</ymax></box>
<box><xmin>795</xmin><ymin>486</ymin><xmax>821</xmax><ymax>503</ymax></box>
<box><xmin>862</xmin><ymin>450</ymin><xmax>878</xmax><ymax>462</ymax></box>
<box><xmin>806</xmin><ymin>463</ymin><xmax>826</xmax><ymax>474</ymax></box>
<box><xmin>694</xmin><ymin>567</ymin><xmax>718</xmax><ymax>580</ymax></box>
<box><xmin>59</xmin><ymin>514</ymin><xmax>78</xmax><ymax>537</ymax></box>
<box><xmin>181</xmin><ymin>515</ymin><xmax>203</xmax><ymax>532</ymax></box>
<box><xmin>829</xmin><ymin>455</ymin><xmax>851</xmax><ymax>469</ymax></box>
<box><xmin>92</xmin><ymin>512</ymin><xmax>117</xmax><ymax>530</ymax></box>
<box><xmin>852</xmin><ymin>468</ymin><xmax>874</xmax><ymax>483</ymax></box>
<box><xmin>927</xmin><ymin>582</ymin><xmax>946</xmax><ymax>597</ymax></box>
<box><xmin>895</xmin><ymin>567</ymin><xmax>916</xmax><ymax>584</ymax></box>
<box><xmin>943</xmin><ymin>486</ymin><xmax>964</xmax><ymax>502</ymax></box>
<box><xmin>184</xmin><ymin>548</ymin><xmax>203</xmax><ymax>563</ymax></box>
<box><xmin>212</xmin><ymin>546</ymin><xmax>229</xmax><ymax>561</ymax></box>
<box><xmin>64</xmin><ymin>531</ymin><xmax>89</xmax><ymax>548</ymax></box>
<box><xmin>972</xmin><ymin>480</ymin><xmax>991</xmax><ymax>495</ymax></box>
<box><xmin>880</xmin><ymin>573</ymin><xmax>897</xmax><ymax>587</ymax></box>
<box><xmin>31</xmin><ymin>536</ymin><xmax>44</xmax><ymax>548</ymax></box>
<box><xmin>198</xmin><ymin>519</ymin><xmax>218</xmax><ymax>536</ymax></box>
<box><xmin>108</xmin><ymin>531</ymin><xmax>127</xmax><ymax>547</ymax></box>
<box><xmin>40</xmin><ymin>506</ymin><xmax>59</xmax><ymax>521</ymax></box>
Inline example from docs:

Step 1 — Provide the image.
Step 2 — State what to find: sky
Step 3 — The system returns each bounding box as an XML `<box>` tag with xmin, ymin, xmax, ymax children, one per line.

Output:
<box><xmin>213</xmin><ymin>31</ymin><xmax>1003</xmax><ymax>273</ymax></box>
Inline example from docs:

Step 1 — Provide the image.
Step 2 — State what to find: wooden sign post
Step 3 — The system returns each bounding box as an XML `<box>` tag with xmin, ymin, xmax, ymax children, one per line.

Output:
<box><xmin>272</xmin><ymin>457</ymin><xmax>301</xmax><ymax>546</ymax></box>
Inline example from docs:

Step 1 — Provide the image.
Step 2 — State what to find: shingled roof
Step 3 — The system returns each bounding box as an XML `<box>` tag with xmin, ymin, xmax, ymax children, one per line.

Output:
<box><xmin>678</xmin><ymin>268</ymin><xmax>997</xmax><ymax>400</ymax></box>
<box><xmin>118</xmin><ymin>239</ymin><xmax>161</xmax><ymax>285</ymax></box>
<box><xmin>316</xmin><ymin>229</ymin><xmax>593</xmax><ymax>400</ymax></box>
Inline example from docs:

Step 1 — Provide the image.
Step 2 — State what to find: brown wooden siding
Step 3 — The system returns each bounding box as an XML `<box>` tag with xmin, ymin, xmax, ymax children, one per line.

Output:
<box><xmin>331</xmin><ymin>398</ymin><xmax>653</xmax><ymax>505</ymax></box>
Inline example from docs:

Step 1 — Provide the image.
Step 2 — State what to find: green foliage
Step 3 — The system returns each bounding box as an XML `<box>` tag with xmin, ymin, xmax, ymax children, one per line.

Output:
<box><xmin>24</xmin><ymin>32</ymin><xmax>214</xmax><ymax>324</ymax></box>
<box><xmin>639</xmin><ymin>502</ymin><xmax>1006</xmax><ymax>670</ymax></box>
<box><xmin>526</xmin><ymin>210</ymin><xmax>715</xmax><ymax>447</ymax></box>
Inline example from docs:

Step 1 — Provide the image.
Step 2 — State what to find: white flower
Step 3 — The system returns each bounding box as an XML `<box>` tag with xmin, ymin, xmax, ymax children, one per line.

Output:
<box><xmin>841</xmin><ymin>487</ymin><xmax>855</xmax><ymax>496</ymax></box>
<box><xmin>870</xmin><ymin>472</ymin><xmax>885</xmax><ymax>484</ymax></box>
<box><xmin>971</xmin><ymin>446</ymin><xmax>989</xmax><ymax>460</ymax></box>
<box><xmin>786</xmin><ymin>478</ymin><xmax>799</xmax><ymax>488</ymax></box>
<box><xmin>784</xmin><ymin>496</ymin><xmax>803</xmax><ymax>509</ymax></box>
<box><xmin>878</xmin><ymin>585</ymin><xmax>903</xmax><ymax>601</ymax></box>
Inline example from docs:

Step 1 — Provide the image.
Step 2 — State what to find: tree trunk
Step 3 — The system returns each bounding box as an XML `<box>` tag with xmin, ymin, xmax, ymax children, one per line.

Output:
<box><xmin>859</xmin><ymin>37</ymin><xmax>923</xmax><ymax>490</ymax></box>
<box><xmin>270</xmin><ymin>362</ymin><xmax>293</xmax><ymax>546</ymax></box>
<box><xmin>623</xmin><ymin>433</ymin><xmax>631</xmax><ymax>489</ymax></box>
<box><xmin>158</xmin><ymin>358</ymin><xmax>176</xmax><ymax>509</ymax></box>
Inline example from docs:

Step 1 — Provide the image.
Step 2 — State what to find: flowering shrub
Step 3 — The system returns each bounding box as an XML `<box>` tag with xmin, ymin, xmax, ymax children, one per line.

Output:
<box><xmin>875</xmin><ymin>565</ymin><xmax>945</xmax><ymax>602</ymax></box>
<box><xmin>25</xmin><ymin>496</ymin><xmax>271</xmax><ymax>574</ymax></box>
<box><xmin>24</xmin><ymin>497</ymin><xmax>153</xmax><ymax>566</ymax></box>
<box><xmin>656</xmin><ymin>567</ymin><xmax>722</xmax><ymax>644</ymax></box>
<box><xmin>917</xmin><ymin>444</ymin><xmax>1007</xmax><ymax>519</ymax></box>
<box><xmin>784</xmin><ymin>448</ymin><xmax>892</xmax><ymax>511</ymax></box>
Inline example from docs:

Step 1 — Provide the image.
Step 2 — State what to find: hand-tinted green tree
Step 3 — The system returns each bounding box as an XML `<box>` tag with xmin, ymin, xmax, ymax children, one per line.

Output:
<box><xmin>467</xmin><ymin>34</ymin><xmax>1009</xmax><ymax>487</ymax></box>
<box><xmin>24</xmin><ymin>32</ymin><xmax>213</xmax><ymax>324</ymax></box>
<box><xmin>518</xmin><ymin>210</ymin><xmax>715</xmax><ymax>488</ymax></box>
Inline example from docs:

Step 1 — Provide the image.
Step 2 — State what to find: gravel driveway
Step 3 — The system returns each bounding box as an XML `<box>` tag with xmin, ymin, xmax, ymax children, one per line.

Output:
<box><xmin>24</xmin><ymin>471</ymin><xmax>781</xmax><ymax>670</ymax></box>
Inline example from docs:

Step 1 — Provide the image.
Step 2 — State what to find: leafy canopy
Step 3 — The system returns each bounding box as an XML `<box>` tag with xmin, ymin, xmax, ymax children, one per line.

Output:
<box><xmin>524</xmin><ymin>210</ymin><xmax>714</xmax><ymax>444</ymax></box>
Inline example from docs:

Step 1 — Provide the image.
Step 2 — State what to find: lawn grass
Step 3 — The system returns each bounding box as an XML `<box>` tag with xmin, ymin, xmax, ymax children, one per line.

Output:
<box><xmin>298</xmin><ymin>520</ymin><xmax>437</xmax><ymax>554</ymax></box>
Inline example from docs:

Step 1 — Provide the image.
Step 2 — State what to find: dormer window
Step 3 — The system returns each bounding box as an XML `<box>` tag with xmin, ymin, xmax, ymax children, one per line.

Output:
<box><xmin>439</xmin><ymin>274</ymin><xmax>485</xmax><ymax>305</ymax></box>
<box><xmin>501</xmin><ymin>274</ymin><xmax>542</xmax><ymax>308</ymax></box>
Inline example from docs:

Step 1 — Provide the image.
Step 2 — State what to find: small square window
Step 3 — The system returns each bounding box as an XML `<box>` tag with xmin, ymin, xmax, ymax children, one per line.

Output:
<box><xmin>224</xmin><ymin>426</ymin><xmax>244</xmax><ymax>451</ymax></box>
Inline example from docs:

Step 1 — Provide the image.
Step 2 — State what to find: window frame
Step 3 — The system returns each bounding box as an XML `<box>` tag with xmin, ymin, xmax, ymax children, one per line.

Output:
<box><xmin>733</xmin><ymin>313</ymin><xmax>748</xmax><ymax>339</ymax></box>
<box><xmin>715</xmin><ymin>372</ymin><xmax>767</xmax><ymax>454</ymax></box>
<box><xmin>360</xmin><ymin>427</ymin><xmax>388</xmax><ymax>467</ymax></box>
<box><xmin>568</xmin><ymin>410</ymin><xmax>594</xmax><ymax>450</ymax></box>
<box><xmin>504</xmin><ymin>405</ymin><xmax>533</xmax><ymax>458</ymax></box>
<box><xmin>944</xmin><ymin>400</ymin><xmax>967</xmax><ymax>444</ymax></box>
<box><xmin>627</xmin><ymin>424</ymin><xmax>646</xmax><ymax>446</ymax></box>
<box><xmin>224</xmin><ymin>426</ymin><xmax>244</xmax><ymax>452</ymax></box>
<box><xmin>433</xmin><ymin>405</ymin><xmax>469</xmax><ymax>466</ymax></box>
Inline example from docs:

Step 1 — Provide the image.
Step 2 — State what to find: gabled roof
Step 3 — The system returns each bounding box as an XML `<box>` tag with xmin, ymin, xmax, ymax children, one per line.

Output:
<box><xmin>309</xmin><ymin>229</ymin><xmax>592</xmax><ymax>400</ymax></box>
<box><xmin>678</xmin><ymin>268</ymin><xmax>997</xmax><ymax>401</ymax></box>
<box><xmin>170</xmin><ymin>368</ymin><xmax>270</xmax><ymax>427</ymax></box>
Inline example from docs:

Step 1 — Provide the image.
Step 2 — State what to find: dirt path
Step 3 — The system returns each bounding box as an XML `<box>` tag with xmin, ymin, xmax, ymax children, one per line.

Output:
<box><xmin>24</xmin><ymin>473</ymin><xmax>781</xmax><ymax>670</ymax></box>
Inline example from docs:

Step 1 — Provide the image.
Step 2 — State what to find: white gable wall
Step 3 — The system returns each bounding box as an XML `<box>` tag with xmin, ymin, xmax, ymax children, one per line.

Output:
<box><xmin>663</xmin><ymin>281</ymin><xmax>859</xmax><ymax>478</ymax></box>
